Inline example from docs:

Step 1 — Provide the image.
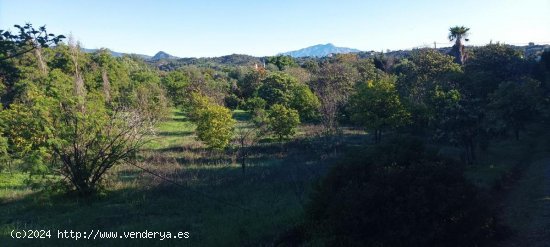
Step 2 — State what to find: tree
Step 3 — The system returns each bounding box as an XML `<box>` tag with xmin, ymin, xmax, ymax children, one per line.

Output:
<box><xmin>488</xmin><ymin>78</ymin><xmax>542</xmax><ymax>140</ymax></box>
<box><xmin>394</xmin><ymin>49</ymin><xmax>462</xmax><ymax>131</ymax></box>
<box><xmin>224</xmin><ymin>94</ymin><xmax>240</xmax><ymax>110</ymax></box>
<box><xmin>267</xmin><ymin>104</ymin><xmax>300</xmax><ymax>141</ymax></box>
<box><xmin>1</xmin><ymin>24</ymin><xmax>65</xmax><ymax>106</ymax></box>
<box><xmin>257</xmin><ymin>72</ymin><xmax>320</xmax><ymax>122</ymax></box>
<box><xmin>233</xmin><ymin>121</ymin><xmax>266</xmax><ymax>175</ymax></box>
<box><xmin>349</xmin><ymin>76</ymin><xmax>410</xmax><ymax>143</ymax></box>
<box><xmin>236</xmin><ymin>69</ymin><xmax>265</xmax><ymax>99</ymax></box>
<box><xmin>0</xmin><ymin>23</ymin><xmax>65</xmax><ymax>61</ymax></box>
<box><xmin>258</xmin><ymin>72</ymin><xmax>294</xmax><ymax>106</ymax></box>
<box><xmin>433</xmin><ymin>89</ymin><xmax>482</xmax><ymax>165</ymax></box>
<box><xmin>266</xmin><ymin>55</ymin><xmax>296</xmax><ymax>70</ymax></box>
<box><xmin>161</xmin><ymin>70</ymin><xmax>189</xmax><ymax>107</ymax></box>
<box><xmin>192</xmin><ymin>94</ymin><xmax>236</xmax><ymax>149</ymax></box>
<box><xmin>311</xmin><ymin>62</ymin><xmax>359</xmax><ymax>132</ymax></box>
<box><xmin>289</xmin><ymin>83</ymin><xmax>321</xmax><ymax>122</ymax></box>
<box><xmin>448</xmin><ymin>26</ymin><xmax>470</xmax><ymax>65</ymax></box>
<box><xmin>463</xmin><ymin>44</ymin><xmax>527</xmax><ymax>100</ymax></box>
<box><xmin>50</xmin><ymin>99</ymin><xmax>156</xmax><ymax>196</ymax></box>
<box><xmin>395</xmin><ymin>49</ymin><xmax>462</xmax><ymax>104</ymax></box>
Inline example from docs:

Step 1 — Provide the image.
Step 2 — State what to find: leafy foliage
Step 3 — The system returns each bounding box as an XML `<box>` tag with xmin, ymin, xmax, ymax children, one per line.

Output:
<box><xmin>267</xmin><ymin>104</ymin><xmax>300</xmax><ymax>141</ymax></box>
<box><xmin>266</xmin><ymin>55</ymin><xmax>296</xmax><ymax>70</ymax></box>
<box><xmin>350</xmin><ymin>76</ymin><xmax>410</xmax><ymax>143</ymax></box>
<box><xmin>191</xmin><ymin>94</ymin><xmax>236</xmax><ymax>149</ymax></box>
<box><xmin>257</xmin><ymin>72</ymin><xmax>320</xmax><ymax>121</ymax></box>
<box><xmin>488</xmin><ymin>78</ymin><xmax>542</xmax><ymax>140</ymax></box>
<box><xmin>0</xmin><ymin>23</ymin><xmax>65</xmax><ymax>61</ymax></box>
<box><xmin>464</xmin><ymin>44</ymin><xmax>527</xmax><ymax>99</ymax></box>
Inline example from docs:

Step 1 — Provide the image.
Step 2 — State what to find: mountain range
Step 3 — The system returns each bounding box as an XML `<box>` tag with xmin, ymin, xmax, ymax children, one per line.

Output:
<box><xmin>280</xmin><ymin>43</ymin><xmax>361</xmax><ymax>57</ymax></box>
<box><xmin>81</xmin><ymin>43</ymin><xmax>548</xmax><ymax>62</ymax></box>
<box><xmin>81</xmin><ymin>43</ymin><xmax>361</xmax><ymax>60</ymax></box>
<box><xmin>81</xmin><ymin>48</ymin><xmax>152</xmax><ymax>60</ymax></box>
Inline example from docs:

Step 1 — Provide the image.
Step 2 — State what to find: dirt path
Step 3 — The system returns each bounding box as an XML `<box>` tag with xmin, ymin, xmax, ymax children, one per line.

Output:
<box><xmin>499</xmin><ymin>157</ymin><xmax>550</xmax><ymax>246</ymax></box>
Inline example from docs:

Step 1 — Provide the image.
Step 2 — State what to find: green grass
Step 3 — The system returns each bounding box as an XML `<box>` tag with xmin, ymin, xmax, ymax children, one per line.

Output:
<box><xmin>3</xmin><ymin>107</ymin><xmax>543</xmax><ymax>246</ymax></box>
<box><xmin>495</xmin><ymin>125</ymin><xmax>550</xmax><ymax>246</ymax></box>
<box><xmin>0</xmin><ymin>108</ymin><xmax>338</xmax><ymax>246</ymax></box>
<box><xmin>463</xmin><ymin>124</ymin><xmax>549</xmax><ymax>190</ymax></box>
<box><xmin>144</xmin><ymin>108</ymin><xmax>196</xmax><ymax>150</ymax></box>
<box><xmin>0</xmin><ymin>172</ymin><xmax>29</xmax><ymax>198</ymax></box>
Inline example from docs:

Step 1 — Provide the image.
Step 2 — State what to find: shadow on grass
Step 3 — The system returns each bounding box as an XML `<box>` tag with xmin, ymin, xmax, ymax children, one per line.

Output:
<box><xmin>0</xmin><ymin>131</ymin><xmax>369</xmax><ymax>246</ymax></box>
<box><xmin>174</xmin><ymin>111</ymin><xmax>186</xmax><ymax>117</ymax></box>
<box><xmin>0</xmin><ymin>151</ymin><xmax>332</xmax><ymax>246</ymax></box>
<box><xmin>232</xmin><ymin>111</ymin><xmax>251</xmax><ymax>122</ymax></box>
<box><xmin>157</xmin><ymin>130</ymin><xmax>194</xmax><ymax>137</ymax></box>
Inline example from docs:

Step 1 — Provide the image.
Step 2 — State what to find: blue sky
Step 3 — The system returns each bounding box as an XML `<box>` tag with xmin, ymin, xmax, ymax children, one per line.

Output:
<box><xmin>1</xmin><ymin>0</ymin><xmax>549</xmax><ymax>57</ymax></box>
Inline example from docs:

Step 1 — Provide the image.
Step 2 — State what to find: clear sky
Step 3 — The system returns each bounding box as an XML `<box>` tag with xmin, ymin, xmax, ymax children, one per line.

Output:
<box><xmin>1</xmin><ymin>0</ymin><xmax>549</xmax><ymax>57</ymax></box>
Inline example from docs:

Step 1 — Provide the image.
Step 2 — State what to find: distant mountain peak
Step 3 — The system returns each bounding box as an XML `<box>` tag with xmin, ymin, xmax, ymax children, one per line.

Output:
<box><xmin>152</xmin><ymin>51</ymin><xmax>178</xmax><ymax>60</ymax></box>
<box><xmin>281</xmin><ymin>43</ymin><xmax>361</xmax><ymax>58</ymax></box>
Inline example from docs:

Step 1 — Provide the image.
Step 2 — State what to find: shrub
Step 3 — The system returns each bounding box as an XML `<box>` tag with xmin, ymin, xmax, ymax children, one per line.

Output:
<box><xmin>267</xmin><ymin>104</ymin><xmax>300</xmax><ymax>141</ymax></box>
<box><xmin>300</xmin><ymin>137</ymin><xmax>497</xmax><ymax>246</ymax></box>
<box><xmin>224</xmin><ymin>94</ymin><xmax>241</xmax><ymax>110</ymax></box>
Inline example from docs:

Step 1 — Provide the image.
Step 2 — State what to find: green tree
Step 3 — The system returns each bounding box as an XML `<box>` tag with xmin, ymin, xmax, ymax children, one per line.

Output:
<box><xmin>1</xmin><ymin>24</ymin><xmax>64</xmax><ymax>106</ymax></box>
<box><xmin>258</xmin><ymin>72</ymin><xmax>320</xmax><ymax>121</ymax></box>
<box><xmin>0</xmin><ymin>85</ymin><xmax>55</xmax><ymax>170</ymax></box>
<box><xmin>266</xmin><ymin>55</ymin><xmax>296</xmax><ymax>70</ymax></box>
<box><xmin>161</xmin><ymin>70</ymin><xmax>189</xmax><ymax>106</ymax></box>
<box><xmin>267</xmin><ymin>104</ymin><xmax>300</xmax><ymax>141</ymax></box>
<box><xmin>236</xmin><ymin>69</ymin><xmax>265</xmax><ymax>99</ymax></box>
<box><xmin>258</xmin><ymin>72</ymin><xmax>294</xmax><ymax>106</ymax></box>
<box><xmin>350</xmin><ymin>76</ymin><xmax>410</xmax><ymax>143</ymax></box>
<box><xmin>394</xmin><ymin>49</ymin><xmax>462</xmax><ymax>131</ymax></box>
<box><xmin>192</xmin><ymin>94</ymin><xmax>236</xmax><ymax>149</ymax></box>
<box><xmin>488</xmin><ymin>78</ymin><xmax>542</xmax><ymax>140</ymax></box>
<box><xmin>433</xmin><ymin>89</ymin><xmax>482</xmax><ymax>165</ymax></box>
<box><xmin>50</xmin><ymin>95</ymin><xmax>156</xmax><ymax>195</ymax></box>
<box><xmin>311</xmin><ymin>62</ymin><xmax>360</xmax><ymax>131</ymax></box>
<box><xmin>464</xmin><ymin>44</ymin><xmax>527</xmax><ymax>100</ymax></box>
<box><xmin>289</xmin><ymin>83</ymin><xmax>321</xmax><ymax>122</ymax></box>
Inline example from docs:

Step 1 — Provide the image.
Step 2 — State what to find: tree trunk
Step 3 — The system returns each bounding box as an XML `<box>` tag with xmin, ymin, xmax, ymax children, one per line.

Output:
<box><xmin>34</xmin><ymin>47</ymin><xmax>47</xmax><ymax>75</ymax></box>
<box><xmin>449</xmin><ymin>39</ymin><xmax>466</xmax><ymax>65</ymax></box>
<box><xmin>373</xmin><ymin>129</ymin><xmax>382</xmax><ymax>144</ymax></box>
<box><xmin>241</xmin><ymin>155</ymin><xmax>246</xmax><ymax>175</ymax></box>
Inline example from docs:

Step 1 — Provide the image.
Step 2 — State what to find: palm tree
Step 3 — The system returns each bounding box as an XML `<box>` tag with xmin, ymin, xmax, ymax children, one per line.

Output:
<box><xmin>448</xmin><ymin>26</ymin><xmax>470</xmax><ymax>65</ymax></box>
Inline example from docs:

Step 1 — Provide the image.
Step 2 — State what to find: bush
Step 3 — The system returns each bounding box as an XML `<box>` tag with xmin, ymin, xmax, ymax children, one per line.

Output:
<box><xmin>298</xmin><ymin>138</ymin><xmax>497</xmax><ymax>246</ymax></box>
<box><xmin>241</xmin><ymin>97</ymin><xmax>265</xmax><ymax>111</ymax></box>
<box><xmin>267</xmin><ymin>104</ymin><xmax>300</xmax><ymax>141</ymax></box>
<box><xmin>194</xmin><ymin>100</ymin><xmax>236</xmax><ymax>149</ymax></box>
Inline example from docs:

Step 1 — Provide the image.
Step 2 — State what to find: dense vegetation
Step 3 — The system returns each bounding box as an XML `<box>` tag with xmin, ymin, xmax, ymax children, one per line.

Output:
<box><xmin>1</xmin><ymin>24</ymin><xmax>549</xmax><ymax>246</ymax></box>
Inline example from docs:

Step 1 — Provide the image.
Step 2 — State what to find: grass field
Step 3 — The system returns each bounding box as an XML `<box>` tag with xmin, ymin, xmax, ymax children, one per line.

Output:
<box><xmin>0</xmin><ymin>108</ymin><xmax>547</xmax><ymax>246</ymax></box>
<box><xmin>0</xmin><ymin>108</ymin><xmax>349</xmax><ymax>246</ymax></box>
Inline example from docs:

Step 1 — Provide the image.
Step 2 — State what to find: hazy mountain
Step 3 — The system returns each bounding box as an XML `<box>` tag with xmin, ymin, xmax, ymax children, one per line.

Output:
<box><xmin>81</xmin><ymin>49</ymin><xmax>180</xmax><ymax>60</ymax></box>
<box><xmin>151</xmin><ymin>51</ymin><xmax>179</xmax><ymax>60</ymax></box>
<box><xmin>281</xmin><ymin>43</ymin><xmax>361</xmax><ymax>58</ymax></box>
<box><xmin>81</xmin><ymin>48</ymin><xmax>152</xmax><ymax>59</ymax></box>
